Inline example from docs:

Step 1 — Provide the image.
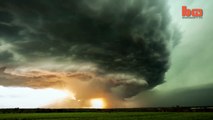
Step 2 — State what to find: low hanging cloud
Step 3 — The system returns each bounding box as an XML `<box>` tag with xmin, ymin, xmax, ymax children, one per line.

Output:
<box><xmin>0</xmin><ymin>0</ymin><xmax>180</xmax><ymax>107</ymax></box>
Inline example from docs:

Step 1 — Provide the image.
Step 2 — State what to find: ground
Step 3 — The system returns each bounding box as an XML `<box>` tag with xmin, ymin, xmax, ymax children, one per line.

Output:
<box><xmin>0</xmin><ymin>112</ymin><xmax>213</xmax><ymax>120</ymax></box>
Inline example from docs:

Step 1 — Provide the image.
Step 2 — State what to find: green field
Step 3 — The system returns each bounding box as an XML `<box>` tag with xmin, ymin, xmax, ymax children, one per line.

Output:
<box><xmin>0</xmin><ymin>112</ymin><xmax>213</xmax><ymax>120</ymax></box>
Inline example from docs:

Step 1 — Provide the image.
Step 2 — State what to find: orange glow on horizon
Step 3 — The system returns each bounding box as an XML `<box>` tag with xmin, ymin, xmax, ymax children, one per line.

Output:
<box><xmin>90</xmin><ymin>98</ymin><xmax>106</xmax><ymax>108</ymax></box>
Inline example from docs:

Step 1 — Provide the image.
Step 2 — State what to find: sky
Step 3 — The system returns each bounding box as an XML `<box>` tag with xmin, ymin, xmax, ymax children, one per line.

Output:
<box><xmin>0</xmin><ymin>0</ymin><xmax>213</xmax><ymax>108</ymax></box>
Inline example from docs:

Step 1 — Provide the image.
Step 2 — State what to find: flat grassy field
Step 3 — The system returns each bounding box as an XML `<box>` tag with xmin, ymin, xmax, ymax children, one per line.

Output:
<box><xmin>0</xmin><ymin>112</ymin><xmax>213</xmax><ymax>120</ymax></box>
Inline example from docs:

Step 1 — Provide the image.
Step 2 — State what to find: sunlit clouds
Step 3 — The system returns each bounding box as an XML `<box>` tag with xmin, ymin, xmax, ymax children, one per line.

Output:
<box><xmin>0</xmin><ymin>66</ymin><xmax>140</xmax><ymax>108</ymax></box>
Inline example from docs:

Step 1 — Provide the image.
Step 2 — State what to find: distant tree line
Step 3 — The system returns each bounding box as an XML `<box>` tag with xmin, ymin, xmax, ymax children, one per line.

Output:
<box><xmin>0</xmin><ymin>107</ymin><xmax>212</xmax><ymax>113</ymax></box>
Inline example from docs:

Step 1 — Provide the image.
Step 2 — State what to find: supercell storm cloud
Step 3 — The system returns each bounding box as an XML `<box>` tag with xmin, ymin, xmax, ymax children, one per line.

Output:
<box><xmin>0</xmin><ymin>0</ymin><xmax>179</xmax><ymax>107</ymax></box>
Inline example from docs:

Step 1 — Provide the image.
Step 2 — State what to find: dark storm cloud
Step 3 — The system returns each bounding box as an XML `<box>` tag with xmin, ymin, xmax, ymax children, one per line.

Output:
<box><xmin>0</xmin><ymin>51</ymin><xmax>14</xmax><ymax>62</ymax></box>
<box><xmin>0</xmin><ymin>11</ymin><xmax>13</xmax><ymax>22</ymax></box>
<box><xmin>0</xmin><ymin>10</ymin><xmax>22</xmax><ymax>39</ymax></box>
<box><xmin>0</xmin><ymin>0</ymin><xmax>179</xmax><ymax>98</ymax></box>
